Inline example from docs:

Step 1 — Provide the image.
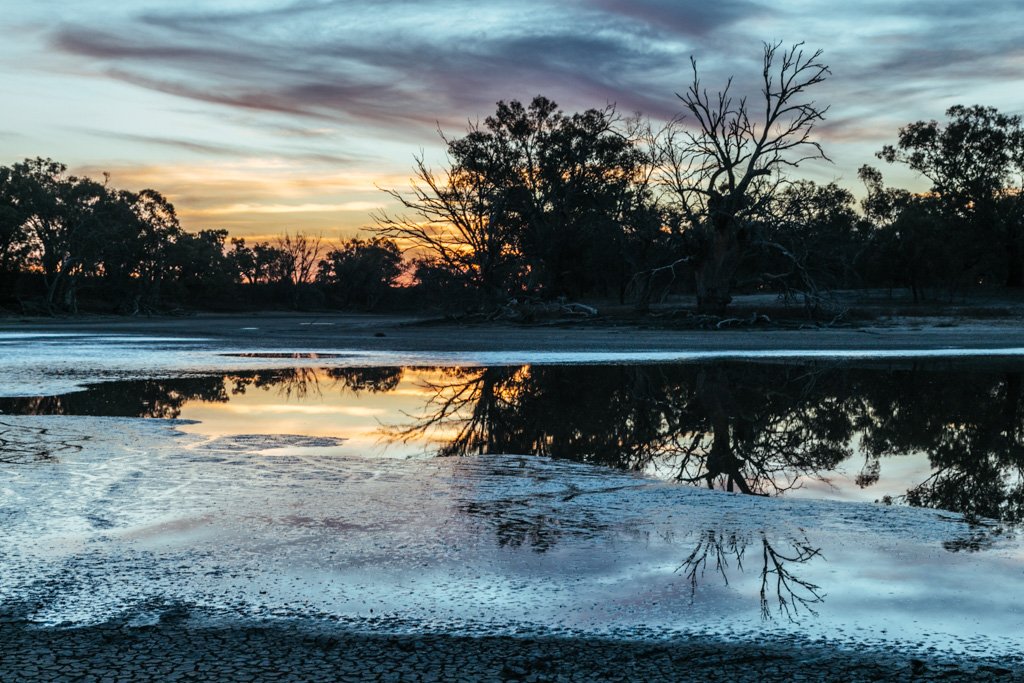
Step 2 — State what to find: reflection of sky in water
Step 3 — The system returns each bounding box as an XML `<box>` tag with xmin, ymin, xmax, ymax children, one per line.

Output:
<box><xmin>1</xmin><ymin>420</ymin><xmax>1021</xmax><ymax>657</ymax></box>
<box><xmin>162</xmin><ymin>368</ymin><xmax>977</xmax><ymax>509</ymax></box>
<box><xmin>177</xmin><ymin>369</ymin><xmax>456</xmax><ymax>458</ymax></box>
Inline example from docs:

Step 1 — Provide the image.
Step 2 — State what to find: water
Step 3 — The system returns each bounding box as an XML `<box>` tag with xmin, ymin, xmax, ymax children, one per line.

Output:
<box><xmin>4</xmin><ymin>360</ymin><xmax>1023</xmax><ymax>521</ymax></box>
<box><xmin>1</xmin><ymin>351</ymin><xmax>1023</xmax><ymax>658</ymax></box>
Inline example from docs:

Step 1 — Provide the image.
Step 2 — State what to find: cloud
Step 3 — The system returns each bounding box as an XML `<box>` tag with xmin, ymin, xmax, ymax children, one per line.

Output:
<box><xmin>76</xmin><ymin>128</ymin><xmax>359</xmax><ymax>167</ymax></box>
<box><xmin>48</xmin><ymin>3</ymin><xmax>689</xmax><ymax>132</ymax></box>
<box><xmin>584</xmin><ymin>0</ymin><xmax>769</xmax><ymax>37</ymax></box>
<box><xmin>194</xmin><ymin>201</ymin><xmax>383</xmax><ymax>216</ymax></box>
<box><xmin>12</xmin><ymin>0</ymin><xmax>1024</xmax><ymax>226</ymax></box>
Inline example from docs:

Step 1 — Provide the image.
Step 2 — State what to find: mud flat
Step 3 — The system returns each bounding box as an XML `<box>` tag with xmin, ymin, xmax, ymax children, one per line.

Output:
<box><xmin>2</xmin><ymin>323</ymin><xmax>1024</xmax><ymax>681</ymax></box>
<box><xmin>3</xmin><ymin>614</ymin><xmax>1021</xmax><ymax>682</ymax></box>
<box><xmin>0</xmin><ymin>414</ymin><xmax>1022</xmax><ymax>680</ymax></box>
<box><xmin>4</xmin><ymin>311</ymin><xmax>1024</xmax><ymax>354</ymax></box>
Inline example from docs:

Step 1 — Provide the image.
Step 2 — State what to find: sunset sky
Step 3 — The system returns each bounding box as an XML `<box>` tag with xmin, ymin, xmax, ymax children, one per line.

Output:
<box><xmin>2</xmin><ymin>0</ymin><xmax>1022</xmax><ymax>242</ymax></box>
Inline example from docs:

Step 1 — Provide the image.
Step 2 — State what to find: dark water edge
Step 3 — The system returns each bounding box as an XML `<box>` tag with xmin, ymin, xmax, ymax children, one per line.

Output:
<box><xmin>1</xmin><ymin>607</ymin><xmax>1020</xmax><ymax>683</ymax></box>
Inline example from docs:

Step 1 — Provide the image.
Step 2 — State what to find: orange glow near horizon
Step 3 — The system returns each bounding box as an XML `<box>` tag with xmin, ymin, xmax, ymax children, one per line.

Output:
<box><xmin>69</xmin><ymin>160</ymin><xmax>417</xmax><ymax>241</ymax></box>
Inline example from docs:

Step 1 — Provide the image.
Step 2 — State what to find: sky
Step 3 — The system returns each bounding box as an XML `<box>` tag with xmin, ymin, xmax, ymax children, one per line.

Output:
<box><xmin>2</xmin><ymin>0</ymin><xmax>1023</xmax><ymax>242</ymax></box>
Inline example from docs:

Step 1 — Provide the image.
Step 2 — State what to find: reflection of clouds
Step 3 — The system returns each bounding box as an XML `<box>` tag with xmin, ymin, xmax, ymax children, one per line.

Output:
<box><xmin>210</xmin><ymin>404</ymin><xmax>386</xmax><ymax>417</ymax></box>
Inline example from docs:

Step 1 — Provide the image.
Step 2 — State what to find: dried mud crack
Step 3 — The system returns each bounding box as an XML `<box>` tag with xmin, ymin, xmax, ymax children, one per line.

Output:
<box><xmin>1</xmin><ymin>615</ymin><xmax>1020</xmax><ymax>682</ymax></box>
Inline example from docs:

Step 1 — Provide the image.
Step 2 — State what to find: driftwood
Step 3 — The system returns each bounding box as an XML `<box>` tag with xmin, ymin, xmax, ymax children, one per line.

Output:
<box><xmin>488</xmin><ymin>298</ymin><xmax>598</xmax><ymax>322</ymax></box>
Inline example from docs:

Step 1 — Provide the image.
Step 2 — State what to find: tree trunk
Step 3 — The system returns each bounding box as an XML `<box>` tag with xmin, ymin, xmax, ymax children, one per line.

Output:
<box><xmin>1006</xmin><ymin>239</ymin><xmax>1023</xmax><ymax>288</ymax></box>
<box><xmin>695</xmin><ymin>220</ymin><xmax>740</xmax><ymax>316</ymax></box>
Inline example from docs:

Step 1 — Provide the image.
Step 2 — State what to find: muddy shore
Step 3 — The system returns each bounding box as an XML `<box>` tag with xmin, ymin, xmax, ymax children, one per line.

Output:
<box><xmin>4</xmin><ymin>315</ymin><xmax>1024</xmax><ymax>682</ymax></box>
<box><xmin>2</xmin><ymin>613</ymin><xmax>1021</xmax><ymax>682</ymax></box>
<box><xmin>2</xmin><ymin>311</ymin><xmax>1024</xmax><ymax>353</ymax></box>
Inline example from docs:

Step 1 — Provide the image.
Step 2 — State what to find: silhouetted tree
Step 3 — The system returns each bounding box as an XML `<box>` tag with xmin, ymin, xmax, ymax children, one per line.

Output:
<box><xmin>167</xmin><ymin>228</ymin><xmax>239</xmax><ymax>306</ymax></box>
<box><xmin>277</xmin><ymin>231</ymin><xmax>323</xmax><ymax>285</ymax></box>
<box><xmin>858</xmin><ymin>165</ymin><xmax>957</xmax><ymax>300</ymax></box>
<box><xmin>878</xmin><ymin>105</ymin><xmax>1024</xmax><ymax>287</ymax></box>
<box><xmin>751</xmin><ymin>180</ymin><xmax>864</xmax><ymax>309</ymax></box>
<box><xmin>375</xmin><ymin>96</ymin><xmax>658</xmax><ymax>306</ymax></box>
<box><xmin>658</xmin><ymin>42</ymin><xmax>831</xmax><ymax>314</ymax></box>
<box><xmin>317</xmin><ymin>237</ymin><xmax>404</xmax><ymax>309</ymax></box>
<box><xmin>374</xmin><ymin>136</ymin><xmax>521</xmax><ymax>306</ymax></box>
<box><xmin>95</xmin><ymin>188</ymin><xmax>183</xmax><ymax>313</ymax></box>
<box><xmin>468</xmin><ymin>98</ymin><xmax>656</xmax><ymax>299</ymax></box>
<box><xmin>0</xmin><ymin>166</ymin><xmax>31</xmax><ymax>300</ymax></box>
<box><xmin>13</xmin><ymin>158</ymin><xmax>108</xmax><ymax>312</ymax></box>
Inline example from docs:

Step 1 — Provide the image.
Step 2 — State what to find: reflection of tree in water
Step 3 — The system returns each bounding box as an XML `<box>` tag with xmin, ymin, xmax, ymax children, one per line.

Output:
<box><xmin>857</xmin><ymin>365</ymin><xmax>1024</xmax><ymax>524</ymax></box>
<box><xmin>0</xmin><ymin>420</ymin><xmax>89</xmax><ymax>464</ymax></box>
<box><xmin>6</xmin><ymin>361</ymin><xmax>1024</xmax><ymax>523</ymax></box>
<box><xmin>325</xmin><ymin>366</ymin><xmax>403</xmax><ymax>394</ymax></box>
<box><xmin>391</xmin><ymin>362</ymin><xmax>1024</xmax><ymax>522</ymax></box>
<box><xmin>0</xmin><ymin>376</ymin><xmax>231</xmax><ymax>419</ymax></box>
<box><xmin>0</xmin><ymin>367</ymin><xmax>405</xmax><ymax>420</ymax></box>
<box><xmin>390</xmin><ymin>363</ymin><xmax>856</xmax><ymax>496</ymax></box>
<box><xmin>680</xmin><ymin>529</ymin><xmax>824</xmax><ymax>621</ymax></box>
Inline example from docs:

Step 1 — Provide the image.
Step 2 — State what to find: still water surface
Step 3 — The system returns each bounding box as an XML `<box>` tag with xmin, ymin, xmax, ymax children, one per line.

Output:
<box><xmin>4</xmin><ymin>359</ymin><xmax>1023</xmax><ymax>523</ymax></box>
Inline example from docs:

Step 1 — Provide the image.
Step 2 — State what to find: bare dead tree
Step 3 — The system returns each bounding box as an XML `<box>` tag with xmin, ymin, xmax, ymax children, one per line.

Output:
<box><xmin>373</xmin><ymin>145</ymin><xmax>514</xmax><ymax>305</ymax></box>
<box><xmin>277</xmin><ymin>231</ymin><xmax>323</xmax><ymax>285</ymax></box>
<box><xmin>658</xmin><ymin>41</ymin><xmax>831</xmax><ymax>315</ymax></box>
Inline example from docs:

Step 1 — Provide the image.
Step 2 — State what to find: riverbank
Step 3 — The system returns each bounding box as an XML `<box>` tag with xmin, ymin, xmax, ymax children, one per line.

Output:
<box><xmin>2</xmin><ymin>311</ymin><xmax>1024</xmax><ymax>354</ymax></box>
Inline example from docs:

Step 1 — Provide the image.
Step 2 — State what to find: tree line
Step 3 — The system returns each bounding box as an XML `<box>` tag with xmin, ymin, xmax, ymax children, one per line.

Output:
<box><xmin>2</xmin><ymin>42</ymin><xmax>1022</xmax><ymax>316</ymax></box>
<box><xmin>381</xmin><ymin>43</ymin><xmax>1024</xmax><ymax>315</ymax></box>
<box><xmin>0</xmin><ymin>158</ymin><xmax>404</xmax><ymax>314</ymax></box>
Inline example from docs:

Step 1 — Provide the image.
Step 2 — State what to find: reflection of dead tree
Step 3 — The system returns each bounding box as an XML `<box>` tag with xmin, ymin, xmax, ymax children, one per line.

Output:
<box><xmin>0</xmin><ymin>420</ymin><xmax>89</xmax><ymax>464</ymax></box>
<box><xmin>678</xmin><ymin>528</ymin><xmax>824</xmax><ymax>621</ymax></box>
<box><xmin>384</xmin><ymin>367</ymin><xmax>521</xmax><ymax>456</ymax></box>
<box><xmin>325</xmin><ymin>367</ymin><xmax>404</xmax><ymax>394</ymax></box>
<box><xmin>655</xmin><ymin>365</ymin><xmax>849</xmax><ymax>495</ymax></box>
<box><xmin>680</xmin><ymin>529</ymin><xmax>749</xmax><ymax>590</ymax></box>
<box><xmin>760</xmin><ymin>532</ymin><xmax>824</xmax><ymax>620</ymax></box>
<box><xmin>385</xmin><ymin>363</ymin><xmax>850</xmax><ymax>496</ymax></box>
<box><xmin>229</xmin><ymin>368</ymin><xmax>323</xmax><ymax>401</ymax></box>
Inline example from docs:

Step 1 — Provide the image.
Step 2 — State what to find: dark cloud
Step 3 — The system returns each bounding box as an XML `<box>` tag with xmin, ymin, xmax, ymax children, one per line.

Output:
<box><xmin>45</xmin><ymin>0</ymin><xmax>1024</xmax><ymax>148</ymax></box>
<box><xmin>584</xmin><ymin>0</ymin><xmax>768</xmax><ymax>37</ymax></box>
<box><xmin>51</xmin><ymin>9</ymin><xmax>685</xmax><ymax>134</ymax></box>
<box><xmin>53</xmin><ymin>27</ymin><xmax>241</xmax><ymax>63</ymax></box>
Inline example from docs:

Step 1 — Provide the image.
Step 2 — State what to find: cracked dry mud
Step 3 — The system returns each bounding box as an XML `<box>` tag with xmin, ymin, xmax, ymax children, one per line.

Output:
<box><xmin>3</xmin><ymin>616</ymin><xmax>1022</xmax><ymax>682</ymax></box>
